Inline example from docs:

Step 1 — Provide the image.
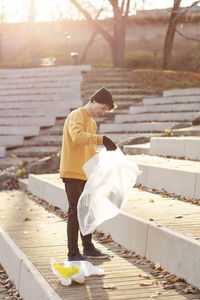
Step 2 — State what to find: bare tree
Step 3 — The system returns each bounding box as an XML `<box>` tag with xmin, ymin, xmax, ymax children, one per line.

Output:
<box><xmin>71</xmin><ymin>0</ymin><xmax>130</xmax><ymax>67</ymax></box>
<box><xmin>80</xmin><ymin>4</ymin><xmax>104</xmax><ymax>64</ymax></box>
<box><xmin>162</xmin><ymin>0</ymin><xmax>200</xmax><ymax>69</ymax></box>
<box><xmin>29</xmin><ymin>0</ymin><xmax>37</xmax><ymax>65</ymax></box>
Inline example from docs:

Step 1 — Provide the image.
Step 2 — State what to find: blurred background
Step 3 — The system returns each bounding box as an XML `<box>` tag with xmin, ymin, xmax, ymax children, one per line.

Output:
<box><xmin>0</xmin><ymin>0</ymin><xmax>199</xmax><ymax>71</ymax></box>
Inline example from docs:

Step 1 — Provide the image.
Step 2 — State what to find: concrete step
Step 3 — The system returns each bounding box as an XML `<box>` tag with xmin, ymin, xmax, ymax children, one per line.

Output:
<box><xmin>100</xmin><ymin>122</ymin><xmax>176</xmax><ymax>133</ymax></box>
<box><xmin>0</xmin><ymin>109</ymin><xmax>54</xmax><ymax>117</ymax></box>
<box><xmin>172</xmin><ymin>125</ymin><xmax>200</xmax><ymax>137</ymax></box>
<box><xmin>6</xmin><ymin>145</ymin><xmax>61</xmax><ymax>157</ymax></box>
<box><xmin>0</xmin><ymin>65</ymin><xmax>91</xmax><ymax>78</ymax></box>
<box><xmin>0</xmin><ymin>87</ymin><xmax>71</xmax><ymax>96</ymax></box>
<box><xmin>82</xmin><ymin>82</ymin><xmax>139</xmax><ymax>89</ymax></box>
<box><xmin>0</xmin><ymin>100</ymin><xmax>66</xmax><ymax>110</ymax></box>
<box><xmin>0</xmin><ymin>81</ymin><xmax>70</xmax><ymax>90</ymax></box>
<box><xmin>0</xmin><ymin>115</ymin><xmax>55</xmax><ymax>127</ymax></box>
<box><xmin>0</xmin><ymin>126</ymin><xmax>40</xmax><ymax>137</ymax></box>
<box><xmin>23</xmin><ymin>135</ymin><xmax>62</xmax><ymax>146</ymax></box>
<box><xmin>98</xmin><ymin>133</ymin><xmax>155</xmax><ymax>143</ymax></box>
<box><xmin>0</xmin><ymin>146</ymin><xmax>5</xmax><ymax>157</ymax></box>
<box><xmin>115</xmin><ymin>112</ymin><xmax>196</xmax><ymax>123</ymax></box>
<box><xmin>129</xmin><ymin>102</ymin><xmax>200</xmax><ymax>114</ymax></box>
<box><xmin>0</xmin><ymin>76</ymin><xmax>76</xmax><ymax>85</ymax></box>
<box><xmin>150</xmin><ymin>137</ymin><xmax>200</xmax><ymax>160</ymax></box>
<box><xmin>128</xmin><ymin>154</ymin><xmax>200</xmax><ymax>199</ymax></box>
<box><xmin>83</xmin><ymin>94</ymin><xmax>148</xmax><ymax>102</ymax></box>
<box><xmin>143</xmin><ymin>95</ymin><xmax>200</xmax><ymax>106</ymax></box>
<box><xmin>0</xmin><ymin>94</ymin><xmax>68</xmax><ymax>102</ymax></box>
<box><xmin>82</xmin><ymin>89</ymin><xmax>157</xmax><ymax>96</ymax></box>
<box><xmin>164</xmin><ymin>88</ymin><xmax>200</xmax><ymax>97</ymax></box>
<box><xmin>27</xmin><ymin>173</ymin><xmax>200</xmax><ymax>290</ymax></box>
<box><xmin>0</xmin><ymin>109</ymin><xmax>69</xmax><ymax>118</ymax></box>
<box><xmin>123</xmin><ymin>143</ymin><xmax>150</xmax><ymax>155</ymax></box>
<box><xmin>39</xmin><ymin>125</ymin><xmax>63</xmax><ymax>136</ymax></box>
<box><xmin>0</xmin><ymin>135</ymin><xmax>24</xmax><ymax>147</ymax></box>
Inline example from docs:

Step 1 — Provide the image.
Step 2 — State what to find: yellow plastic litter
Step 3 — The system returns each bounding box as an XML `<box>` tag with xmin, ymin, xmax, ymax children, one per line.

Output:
<box><xmin>50</xmin><ymin>258</ymin><xmax>85</xmax><ymax>286</ymax></box>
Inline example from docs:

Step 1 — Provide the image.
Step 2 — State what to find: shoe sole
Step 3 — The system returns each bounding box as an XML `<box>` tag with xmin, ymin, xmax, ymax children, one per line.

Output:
<box><xmin>83</xmin><ymin>255</ymin><xmax>110</xmax><ymax>259</ymax></box>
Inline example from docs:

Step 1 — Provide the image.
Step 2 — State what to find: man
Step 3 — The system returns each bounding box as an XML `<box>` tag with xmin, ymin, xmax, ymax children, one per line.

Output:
<box><xmin>60</xmin><ymin>87</ymin><xmax>117</xmax><ymax>261</ymax></box>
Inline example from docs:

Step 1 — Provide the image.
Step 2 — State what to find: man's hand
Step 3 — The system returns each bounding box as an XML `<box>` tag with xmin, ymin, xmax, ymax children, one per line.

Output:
<box><xmin>103</xmin><ymin>136</ymin><xmax>117</xmax><ymax>151</ymax></box>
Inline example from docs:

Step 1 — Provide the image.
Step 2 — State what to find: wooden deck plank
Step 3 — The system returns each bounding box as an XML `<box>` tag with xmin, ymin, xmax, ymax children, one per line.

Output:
<box><xmin>0</xmin><ymin>190</ymin><xmax>199</xmax><ymax>300</ymax></box>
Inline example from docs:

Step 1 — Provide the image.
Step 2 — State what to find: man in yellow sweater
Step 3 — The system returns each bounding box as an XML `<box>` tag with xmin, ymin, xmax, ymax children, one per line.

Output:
<box><xmin>60</xmin><ymin>87</ymin><xmax>117</xmax><ymax>261</ymax></box>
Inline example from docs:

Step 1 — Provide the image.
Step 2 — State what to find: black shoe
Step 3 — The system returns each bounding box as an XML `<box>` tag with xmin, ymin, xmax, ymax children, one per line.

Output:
<box><xmin>83</xmin><ymin>248</ymin><xmax>109</xmax><ymax>259</ymax></box>
<box><xmin>68</xmin><ymin>254</ymin><xmax>88</xmax><ymax>261</ymax></box>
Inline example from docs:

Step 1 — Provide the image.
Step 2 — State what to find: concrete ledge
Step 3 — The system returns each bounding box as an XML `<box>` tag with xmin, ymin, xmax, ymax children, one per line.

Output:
<box><xmin>0</xmin><ymin>226</ymin><xmax>61</xmax><ymax>300</ymax></box>
<box><xmin>0</xmin><ymin>65</ymin><xmax>91</xmax><ymax>78</ymax></box>
<box><xmin>98</xmin><ymin>212</ymin><xmax>148</xmax><ymax>257</ymax></box>
<box><xmin>143</xmin><ymin>95</ymin><xmax>200</xmax><ymax>106</ymax></box>
<box><xmin>135</xmin><ymin>163</ymin><xmax>198</xmax><ymax>198</ymax></box>
<box><xmin>100</xmin><ymin>122</ymin><xmax>176</xmax><ymax>133</ymax></box>
<box><xmin>0</xmin><ymin>115</ymin><xmax>55</xmax><ymax>127</ymax></box>
<box><xmin>115</xmin><ymin>112</ymin><xmax>196</xmax><ymax>123</ymax></box>
<box><xmin>129</xmin><ymin>102</ymin><xmax>200</xmax><ymax>114</ymax></box>
<box><xmin>150</xmin><ymin>137</ymin><xmax>200</xmax><ymax>160</ymax></box>
<box><xmin>28</xmin><ymin>174</ymin><xmax>68</xmax><ymax>212</ymax></box>
<box><xmin>123</xmin><ymin>143</ymin><xmax>150</xmax><ymax>155</ymax></box>
<box><xmin>0</xmin><ymin>135</ymin><xmax>24</xmax><ymax>146</ymax></box>
<box><xmin>164</xmin><ymin>88</ymin><xmax>200</xmax><ymax>97</ymax></box>
<box><xmin>0</xmin><ymin>125</ymin><xmax>40</xmax><ymax>136</ymax></box>
<box><xmin>146</xmin><ymin>223</ymin><xmax>200</xmax><ymax>289</ymax></box>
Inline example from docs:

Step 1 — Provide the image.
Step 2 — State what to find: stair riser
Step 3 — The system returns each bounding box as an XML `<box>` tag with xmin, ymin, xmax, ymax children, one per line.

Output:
<box><xmin>150</xmin><ymin>138</ymin><xmax>200</xmax><ymax>160</ymax></box>
<box><xmin>143</xmin><ymin>95</ymin><xmax>200</xmax><ymax>106</ymax></box>
<box><xmin>100</xmin><ymin>123</ymin><xmax>176</xmax><ymax>133</ymax></box>
<box><xmin>116</xmin><ymin>112</ymin><xmax>196</xmax><ymax>123</ymax></box>
<box><xmin>130</xmin><ymin>103</ymin><xmax>200</xmax><ymax>114</ymax></box>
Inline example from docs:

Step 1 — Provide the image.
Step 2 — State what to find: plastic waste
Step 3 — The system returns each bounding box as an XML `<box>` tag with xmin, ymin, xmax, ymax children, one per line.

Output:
<box><xmin>50</xmin><ymin>257</ymin><xmax>85</xmax><ymax>286</ymax></box>
<box><xmin>78</xmin><ymin>148</ymin><xmax>141</xmax><ymax>236</ymax></box>
<box><xmin>64</xmin><ymin>260</ymin><xmax>104</xmax><ymax>276</ymax></box>
<box><xmin>50</xmin><ymin>258</ymin><xmax>104</xmax><ymax>286</ymax></box>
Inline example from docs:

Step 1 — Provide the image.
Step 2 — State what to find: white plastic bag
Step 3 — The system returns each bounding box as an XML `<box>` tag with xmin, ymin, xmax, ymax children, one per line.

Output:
<box><xmin>78</xmin><ymin>148</ymin><xmax>141</xmax><ymax>236</ymax></box>
<box><xmin>50</xmin><ymin>258</ymin><xmax>104</xmax><ymax>286</ymax></box>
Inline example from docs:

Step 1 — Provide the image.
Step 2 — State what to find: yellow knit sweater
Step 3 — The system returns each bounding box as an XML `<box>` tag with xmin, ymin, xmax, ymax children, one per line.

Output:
<box><xmin>59</xmin><ymin>108</ymin><xmax>103</xmax><ymax>180</ymax></box>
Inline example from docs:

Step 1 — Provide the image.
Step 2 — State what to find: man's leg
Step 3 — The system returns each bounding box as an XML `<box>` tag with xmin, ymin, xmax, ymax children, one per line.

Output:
<box><xmin>64</xmin><ymin>179</ymin><xmax>93</xmax><ymax>257</ymax></box>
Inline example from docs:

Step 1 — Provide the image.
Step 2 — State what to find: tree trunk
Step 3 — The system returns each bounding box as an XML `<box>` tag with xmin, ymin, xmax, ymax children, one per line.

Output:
<box><xmin>71</xmin><ymin>0</ymin><xmax>130</xmax><ymax>68</ymax></box>
<box><xmin>162</xmin><ymin>0</ymin><xmax>182</xmax><ymax>69</ymax></box>
<box><xmin>29</xmin><ymin>0</ymin><xmax>37</xmax><ymax>66</ymax></box>
<box><xmin>111</xmin><ymin>4</ymin><xmax>125</xmax><ymax>67</ymax></box>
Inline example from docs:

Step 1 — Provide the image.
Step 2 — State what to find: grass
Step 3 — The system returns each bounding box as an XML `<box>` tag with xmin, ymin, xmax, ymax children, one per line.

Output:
<box><xmin>129</xmin><ymin>69</ymin><xmax>200</xmax><ymax>91</ymax></box>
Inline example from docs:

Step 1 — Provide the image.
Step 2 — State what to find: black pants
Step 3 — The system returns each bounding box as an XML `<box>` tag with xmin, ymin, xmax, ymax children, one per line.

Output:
<box><xmin>64</xmin><ymin>178</ymin><xmax>93</xmax><ymax>257</ymax></box>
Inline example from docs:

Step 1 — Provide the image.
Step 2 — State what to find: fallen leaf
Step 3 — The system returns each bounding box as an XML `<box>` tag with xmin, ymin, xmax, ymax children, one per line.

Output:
<box><xmin>140</xmin><ymin>281</ymin><xmax>154</xmax><ymax>286</ymax></box>
<box><xmin>149</xmin><ymin>199</ymin><xmax>154</xmax><ymax>203</ymax></box>
<box><xmin>24</xmin><ymin>217</ymin><xmax>32</xmax><ymax>221</ymax></box>
<box><xmin>103</xmin><ymin>285</ymin><xmax>116</xmax><ymax>290</ymax></box>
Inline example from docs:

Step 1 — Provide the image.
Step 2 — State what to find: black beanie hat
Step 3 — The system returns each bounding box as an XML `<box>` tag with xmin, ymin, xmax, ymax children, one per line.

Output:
<box><xmin>90</xmin><ymin>87</ymin><xmax>115</xmax><ymax>111</ymax></box>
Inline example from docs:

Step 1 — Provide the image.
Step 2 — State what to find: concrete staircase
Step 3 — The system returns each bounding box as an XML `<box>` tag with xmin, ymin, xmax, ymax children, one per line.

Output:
<box><xmin>99</xmin><ymin>87</ymin><xmax>200</xmax><ymax>142</ymax></box>
<box><xmin>0</xmin><ymin>65</ymin><xmax>91</xmax><ymax>158</ymax></box>
<box><xmin>26</xmin><ymin>131</ymin><xmax>200</xmax><ymax>290</ymax></box>
<box><xmin>81</xmin><ymin>69</ymin><xmax>162</xmax><ymax>141</ymax></box>
<box><xmin>4</xmin><ymin>70</ymin><xmax>199</xmax><ymax>290</ymax></box>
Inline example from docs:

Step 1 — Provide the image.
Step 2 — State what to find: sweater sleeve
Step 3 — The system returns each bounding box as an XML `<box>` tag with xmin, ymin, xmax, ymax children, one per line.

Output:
<box><xmin>68</xmin><ymin>112</ymin><xmax>103</xmax><ymax>145</ymax></box>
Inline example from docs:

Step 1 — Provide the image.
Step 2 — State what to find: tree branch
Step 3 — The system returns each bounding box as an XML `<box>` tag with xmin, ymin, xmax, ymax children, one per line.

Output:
<box><xmin>176</xmin><ymin>28</ymin><xmax>200</xmax><ymax>41</ymax></box>
<box><xmin>124</xmin><ymin>0</ymin><xmax>130</xmax><ymax>24</ymax></box>
<box><xmin>71</xmin><ymin>0</ymin><xmax>113</xmax><ymax>46</ymax></box>
<box><xmin>174</xmin><ymin>0</ymin><xmax>200</xmax><ymax>21</ymax></box>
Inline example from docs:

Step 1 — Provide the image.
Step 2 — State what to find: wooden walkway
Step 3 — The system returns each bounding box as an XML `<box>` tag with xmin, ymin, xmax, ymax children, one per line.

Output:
<box><xmin>1</xmin><ymin>190</ymin><xmax>200</xmax><ymax>299</ymax></box>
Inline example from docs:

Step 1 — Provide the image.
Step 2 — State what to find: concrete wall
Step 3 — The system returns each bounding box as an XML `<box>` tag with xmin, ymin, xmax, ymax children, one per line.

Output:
<box><xmin>0</xmin><ymin>14</ymin><xmax>199</xmax><ymax>63</ymax></box>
